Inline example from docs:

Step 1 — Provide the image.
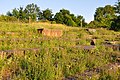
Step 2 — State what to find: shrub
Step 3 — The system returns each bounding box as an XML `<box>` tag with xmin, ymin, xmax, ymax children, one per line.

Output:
<box><xmin>0</xmin><ymin>15</ymin><xmax>17</xmax><ymax>22</ymax></box>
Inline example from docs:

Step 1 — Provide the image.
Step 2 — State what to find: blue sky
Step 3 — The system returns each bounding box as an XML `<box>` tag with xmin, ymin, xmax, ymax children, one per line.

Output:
<box><xmin>0</xmin><ymin>0</ymin><xmax>117</xmax><ymax>23</ymax></box>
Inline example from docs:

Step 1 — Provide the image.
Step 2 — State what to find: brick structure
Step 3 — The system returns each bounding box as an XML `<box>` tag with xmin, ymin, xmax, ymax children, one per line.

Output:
<box><xmin>37</xmin><ymin>28</ymin><xmax>63</xmax><ymax>37</ymax></box>
<box><xmin>37</xmin><ymin>28</ymin><xmax>44</xmax><ymax>33</ymax></box>
<box><xmin>90</xmin><ymin>39</ymin><xmax>96</xmax><ymax>45</ymax></box>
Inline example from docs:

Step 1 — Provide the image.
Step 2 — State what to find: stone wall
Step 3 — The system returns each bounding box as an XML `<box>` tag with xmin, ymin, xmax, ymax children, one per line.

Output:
<box><xmin>37</xmin><ymin>28</ymin><xmax>63</xmax><ymax>37</ymax></box>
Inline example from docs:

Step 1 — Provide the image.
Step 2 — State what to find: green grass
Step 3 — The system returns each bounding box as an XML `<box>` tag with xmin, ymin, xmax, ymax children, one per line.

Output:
<box><xmin>0</xmin><ymin>22</ymin><xmax>120</xmax><ymax>80</ymax></box>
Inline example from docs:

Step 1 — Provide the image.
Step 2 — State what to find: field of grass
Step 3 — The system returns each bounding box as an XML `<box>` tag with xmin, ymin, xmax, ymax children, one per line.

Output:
<box><xmin>0</xmin><ymin>22</ymin><xmax>120</xmax><ymax>80</ymax></box>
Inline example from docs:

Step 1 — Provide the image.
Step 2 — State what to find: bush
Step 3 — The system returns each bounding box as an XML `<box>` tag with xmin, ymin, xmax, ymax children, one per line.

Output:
<box><xmin>64</xmin><ymin>14</ymin><xmax>77</xmax><ymax>27</ymax></box>
<box><xmin>51</xmin><ymin>21</ymin><xmax>56</xmax><ymax>24</ymax></box>
<box><xmin>88</xmin><ymin>21</ymin><xmax>99</xmax><ymax>28</ymax></box>
<box><xmin>0</xmin><ymin>15</ymin><xmax>18</xmax><ymax>22</ymax></box>
<box><xmin>110</xmin><ymin>16</ymin><xmax>120</xmax><ymax>31</ymax></box>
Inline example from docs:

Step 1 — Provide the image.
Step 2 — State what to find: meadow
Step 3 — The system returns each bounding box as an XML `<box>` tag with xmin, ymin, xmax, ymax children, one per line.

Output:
<box><xmin>0</xmin><ymin>22</ymin><xmax>120</xmax><ymax>80</ymax></box>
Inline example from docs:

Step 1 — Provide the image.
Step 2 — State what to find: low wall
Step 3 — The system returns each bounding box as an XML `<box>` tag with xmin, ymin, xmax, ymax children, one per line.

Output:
<box><xmin>37</xmin><ymin>28</ymin><xmax>63</xmax><ymax>37</ymax></box>
<box><xmin>104</xmin><ymin>44</ymin><xmax>120</xmax><ymax>51</ymax></box>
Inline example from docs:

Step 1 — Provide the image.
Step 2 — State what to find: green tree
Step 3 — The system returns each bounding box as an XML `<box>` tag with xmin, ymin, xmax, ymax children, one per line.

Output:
<box><xmin>42</xmin><ymin>8</ymin><xmax>53</xmax><ymax>21</ymax></box>
<box><xmin>10</xmin><ymin>7</ymin><xmax>26</xmax><ymax>22</ymax></box>
<box><xmin>6</xmin><ymin>11</ymin><xmax>13</xmax><ymax>16</ymax></box>
<box><xmin>76</xmin><ymin>15</ymin><xmax>83</xmax><ymax>27</ymax></box>
<box><xmin>19</xmin><ymin>7</ymin><xmax>26</xmax><ymax>20</ymax></box>
<box><xmin>54</xmin><ymin>9</ymin><xmax>70</xmax><ymax>24</ymax></box>
<box><xmin>24</xmin><ymin>3</ymin><xmax>40</xmax><ymax>21</ymax></box>
<box><xmin>38</xmin><ymin>11</ymin><xmax>43</xmax><ymax>20</ymax></box>
<box><xmin>111</xmin><ymin>0</ymin><xmax>120</xmax><ymax>31</ymax></box>
<box><xmin>94</xmin><ymin>5</ymin><xmax>116</xmax><ymax>28</ymax></box>
<box><xmin>64</xmin><ymin>14</ymin><xmax>77</xmax><ymax>26</ymax></box>
<box><xmin>60</xmin><ymin>9</ymin><xmax>70</xmax><ymax>15</ymax></box>
<box><xmin>88</xmin><ymin>21</ymin><xmax>99</xmax><ymax>28</ymax></box>
<box><xmin>115</xmin><ymin>0</ymin><xmax>120</xmax><ymax>14</ymax></box>
<box><xmin>58</xmin><ymin>9</ymin><xmax>76</xmax><ymax>26</ymax></box>
<box><xmin>70</xmin><ymin>14</ymin><xmax>76</xmax><ymax>22</ymax></box>
<box><xmin>12</xmin><ymin>8</ymin><xmax>19</xmax><ymax>20</ymax></box>
<box><xmin>111</xmin><ymin>16</ymin><xmax>120</xmax><ymax>31</ymax></box>
<box><xmin>54</xmin><ymin>12</ymin><xmax>64</xmax><ymax>24</ymax></box>
<box><xmin>54</xmin><ymin>9</ymin><xmax>86</xmax><ymax>27</ymax></box>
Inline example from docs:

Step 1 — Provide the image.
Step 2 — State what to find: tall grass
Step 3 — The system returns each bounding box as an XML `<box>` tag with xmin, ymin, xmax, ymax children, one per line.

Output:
<box><xmin>0</xmin><ymin>22</ymin><xmax>120</xmax><ymax>79</ymax></box>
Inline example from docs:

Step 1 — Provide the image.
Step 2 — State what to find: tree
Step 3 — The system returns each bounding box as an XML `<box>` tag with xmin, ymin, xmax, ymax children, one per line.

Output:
<box><xmin>76</xmin><ymin>15</ymin><xmax>83</xmax><ymax>26</ymax></box>
<box><xmin>54</xmin><ymin>9</ymin><xmax>86</xmax><ymax>27</ymax></box>
<box><xmin>24</xmin><ymin>3</ymin><xmax>40</xmax><ymax>21</ymax></box>
<box><xmin>8</xmin><ymin>3</ymin><xmax>40</xmax><ymax>22</ymax></box>
<box><xmin>19</xmin><ymin>7</ymin><xmax>26</xmax><ymax>20</ymax></box>
<box><xmin>115</xmin><ymin>0</ymin><xmax>120</xmax><ymax>15</ymax></box>
<box><xmin>54</xmin><ymin>9</ymin><xmax>76</xmax><ymax>26</ymax></box>
<box><xmin>6</xmin><ymin>11</ymin><xmax>13</xmax><ymax>16</ymax></box>
<box><xmin>12</xmin><ymin>8</ymin><xmax>19</xmax><ymax>19</ymax></box>
<box><xmin>42</xmin><ymin>8</ymin><xmax>53</xmax><ymax>21</ymax></box>
<box><xmin>88</xmin><ymin>21</ymin><xmax>99</xmax><ymax>28</ymax></box>
<box><xmin>54</xmin><ymin>12</ymin><xmax>64</xmax><ymax>24</ymax></box>
<box><xmin>54</xmin><ymin>9</ymin><xmax>70</xmax><ymax>24</ymax></box>
<box><xmin>94</xmin><ymin>5</ymin><xmax>116</xmax><ymax>28</ymax></box>
<box><xmin>60</xmin><ymin>9</ymin><xmax>70</xmax><ymax>15</ymax></box>
<box><xmin>111</xmin><ymin>0</ymin><xmax>120</xmax><ymax>31</ymax></box>
<box><xmin>6</xmin><ymin>3</ymin><xmax>87</xmax><ymax>27</ymax></box>
<box><xmin>70</xmin><ymin>14</ymin><xmax>76</xmax><ymax>21</ymax></box>
<box><xmin>111</xmin><ymin>16</ymin><xmax>120</xmax><ymax>31</ymax></box>
<box><xmin>37</xmin><ymin>11</ymin><xmax>43</xmax><ymax>20</ymax></box>
<box><xmin>64</xmin><ymin>14</ymin><xmax>77</xmax><ymax>26</ymax></box>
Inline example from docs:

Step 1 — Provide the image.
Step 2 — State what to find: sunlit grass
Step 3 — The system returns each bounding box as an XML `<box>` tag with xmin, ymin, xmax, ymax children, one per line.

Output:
<box><xmin>0</xmin><ymin>21</ymin><xmax>120</xmax><ymax>80</ymax></box>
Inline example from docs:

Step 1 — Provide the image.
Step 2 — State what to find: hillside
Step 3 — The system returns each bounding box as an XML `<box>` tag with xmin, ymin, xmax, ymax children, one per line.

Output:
<box><xmin>0</xmin><ymin>22</ymin><xmax>120</xmax><ymax>80</ymax></box>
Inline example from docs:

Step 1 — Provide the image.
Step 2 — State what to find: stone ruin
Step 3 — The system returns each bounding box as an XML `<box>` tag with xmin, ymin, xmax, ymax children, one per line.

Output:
<box><xmin>86</xmin><ymin>28</ymin><xmax>96</xmax><ymax>35</ymax></box>
<box><xmin>90</xmin><ymin>38</ymin><xmax>120</xmax><ymax>51</ymax></box>
<box><xmin>37</xmin><ymin>28</ymin><xmax>63</xmax><ymax>37</ymax></box>
<box><xmin>103</xmin><ymin>40</ymin><xmax>120</xmax><ymax>51</ymax></box>
<box><xmin>90</xmin><ymin>39</ymin><xmax>96</xmax><ymax>45</ymax></box>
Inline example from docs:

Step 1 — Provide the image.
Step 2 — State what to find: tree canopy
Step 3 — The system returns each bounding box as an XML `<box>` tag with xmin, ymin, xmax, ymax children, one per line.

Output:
<box><xmin>54</xmin><ymin>9</ymin><xmax>86</xmax><ymax>27</ymax></box>
<box><xmin>111</xmin><ymin>0</ymin><xmax>120</xmax><ymax>31</ymax></box>
<box><xmin>42</xmin><ymin>8</ymin><xmax>53</xmax><ymax>21</ymax></box>
<box><xmin>88</xmin><ymin>3</ymin><xmax>120</xmax><ymax>31</ymax></box>
<box><xmin>4</xmin><ymin>1</ymin><xmax>120</xmax><ymax>31</ymax></box>
<box><xmin>115</xmin><ymin>0</ymin><xmax>120</xmax><ymax>15</ymax></box>
<box><xmin>7</xmin><ymin>5</ymin><xmax>86</xmax><ymax>27</ymax></box>
<box><xmin>93</xmin><ymin>5</ymin><xmax>116</xmax><ymax>28</ymax></box>
<box><xmin>24</xmin><ymin>3</ymin><xmax>40</xmax><ymax>21</ymax></box>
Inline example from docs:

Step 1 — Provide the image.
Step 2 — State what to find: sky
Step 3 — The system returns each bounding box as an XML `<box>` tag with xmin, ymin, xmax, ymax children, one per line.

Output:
<box><xmin>0</xmin><ymin>0</ymin><xmax>118</xmax><ymax>23</ymax></box>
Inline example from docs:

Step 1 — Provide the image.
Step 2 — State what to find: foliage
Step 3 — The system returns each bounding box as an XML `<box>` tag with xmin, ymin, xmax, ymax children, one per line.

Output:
<box><xmin>64</xmin><ymin>14</ymin><xmax>77</xmax><ymax>26</ymax></box>
<box><xmin>54</xmin><ymin>9</ymin><xmax>86</xmax><ymax>27</ymax></box>
<box><xmin>6</xmin><ymin>4</ymin><xmax>86</xmax><ymax>27</ymax></box>
<box><xmin>24</xmin><ymin>3</ymin><xmax>40</xmax><ymax>21</ymax></box>
<box><xmin>0</xmin><ymin>15</ymin><xmax>17</xmax><ymax>22</ymax></box>
<box><xmin>88</xmin><ymin>21</ymin><xmax>98</xmax><ymax>28</ymax></box>
<box><xmin>94</xmin><ymin>5</ymin><xmax>116</xmax><ymax>28</ymax></box>
<box><xmin>42</xmin><ymin>8</ymin><xmax>53</xmax><ymax>21</ymax></box>
<box><xmin>111</xmin><ymin>16</ymin><xmax>120</xmax><ymax>31</ymax></box>
<box><xmin>5</xmin><ymin>1</ymin><xmax>120</xmax><ymax>30</ymax></box>
<box><xmin>114</xmin><ymin>0</ymin><xmax>120</xmax><ymax>15</ymax></box>
<box><xmin>111</xmin><ymin>0</ymin><xmax>120</xmax><ymax>31</ymax></box>
<box><xmin>12</xmin><ymin>8</ymin><xmax>19</xmax><ymax>19</ymax></box>
<box><xmin>54</xmin><ymin>12</ymin><xmax>64</xmax><ymax>24</ymax></box>
<box><xmin>0</xmin><ymin>22</ymin><xmax>119</xmax><ymax>79</ymax></box>
<box><xmin>7</xmin><ymin>3</ymin><xmax>41</xmax><ymax>22</ymax></box>
<box><xmin>6</xmin><ymin>11</ymin><xmax>13</xmax><ymax>16</ymax></box>
<box><xmin>88</xmin><ymin>1</ymin><xmax>120</xmax><ymax>31</ymax></box>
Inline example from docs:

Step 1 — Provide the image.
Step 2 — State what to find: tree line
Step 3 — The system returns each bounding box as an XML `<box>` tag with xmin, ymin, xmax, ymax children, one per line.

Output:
<box><xmin>0</xmin><ymin>1</ymin><xmax>120</xmax><ymax>31</ymax></box>
<box><xmin>6</xmin><ymin>3</ymin><xmax>87</xmax><ymax>27</ymax></box>
<box><xmin>89</xmin><ymin>0</ymin><xmax>120</xmax><ymax>31</ymax></box>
